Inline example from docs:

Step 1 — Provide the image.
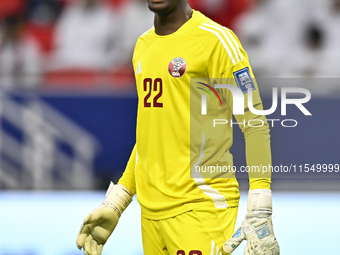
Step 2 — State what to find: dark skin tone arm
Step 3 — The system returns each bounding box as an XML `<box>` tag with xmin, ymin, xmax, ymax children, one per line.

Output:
<box><xmin>147</xmin><ymin>0</ymin><xmax>193</xmax><ymax>36</ymax></box>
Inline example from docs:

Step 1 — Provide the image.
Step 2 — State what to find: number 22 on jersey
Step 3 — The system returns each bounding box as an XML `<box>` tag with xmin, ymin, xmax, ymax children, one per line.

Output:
<box><xmin>143</xmin><ymin>78</ymin><xmax>163</xmax><ymax>108</ymax></box>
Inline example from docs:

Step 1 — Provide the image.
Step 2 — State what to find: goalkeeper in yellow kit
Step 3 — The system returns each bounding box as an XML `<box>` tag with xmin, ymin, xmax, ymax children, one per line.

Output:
<box><xmin>76</xmin><ymin>0</ymin><xmax>280</xmax><ymax>254</ymax></box>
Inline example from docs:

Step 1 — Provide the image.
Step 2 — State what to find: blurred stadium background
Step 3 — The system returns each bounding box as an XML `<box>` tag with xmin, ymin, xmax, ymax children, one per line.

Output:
<box><xmin>0</xmin><ymin>0</ymin><xmax>339</xmax><ymax>254</ymax></box>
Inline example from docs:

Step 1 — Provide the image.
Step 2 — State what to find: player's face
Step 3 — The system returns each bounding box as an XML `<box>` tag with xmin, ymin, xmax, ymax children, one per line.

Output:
<box><xmin>147</xmin><ymin>0</ymin><xmax>186</xmax><ymax>14</ymax></box>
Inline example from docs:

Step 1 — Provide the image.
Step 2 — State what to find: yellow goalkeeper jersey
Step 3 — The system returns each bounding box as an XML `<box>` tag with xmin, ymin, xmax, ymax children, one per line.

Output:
<box><xmin>119</xmin><ymin>10</ymin><xmax>271</xmax><ymax>220</ymax></box>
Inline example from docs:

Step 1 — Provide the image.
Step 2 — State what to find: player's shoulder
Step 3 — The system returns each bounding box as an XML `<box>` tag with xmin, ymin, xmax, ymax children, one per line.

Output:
<box><xmin>190</xmin><ymin>11</ymin><xmax>245</xmax><ymax>63</ymax></box>
<box><xmin>136</xmin><ymin>26</ymin><xmax>154</xmax><ymax>44</ymax></box>
<box><xmin>133</xmin><ymin>26</ymin><xmax>154</xmax><ymax>57</ymax></box>
<box><xmin>191</xmin><ymin>11</ymin><xmax>240</xmax><ymax>44</ymax></box>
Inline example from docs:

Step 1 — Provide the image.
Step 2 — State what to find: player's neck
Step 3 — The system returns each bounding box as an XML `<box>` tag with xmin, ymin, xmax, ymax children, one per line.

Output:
<box><xmin>153</xmin><ymin>5</ymin><xmax>193</xmax><ymax>36</ymax></box>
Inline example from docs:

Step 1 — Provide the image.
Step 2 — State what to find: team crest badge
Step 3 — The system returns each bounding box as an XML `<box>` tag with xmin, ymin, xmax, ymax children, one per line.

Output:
<box><xmin>168</xmin><ymin>57</ymin><xmax>187</xmax><ymax>78</ymax></box>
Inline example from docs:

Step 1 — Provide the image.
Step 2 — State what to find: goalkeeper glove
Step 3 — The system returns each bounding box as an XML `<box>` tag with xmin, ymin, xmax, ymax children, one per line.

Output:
<box><xmin>76</xmin><ymin>182</ymin><xmax>132</xmax><ymax>255</ymax></box>
<box><xmin>223</xmin><ymin>189</ymin><xmax>279</xmax><ymax>255</ymax></box>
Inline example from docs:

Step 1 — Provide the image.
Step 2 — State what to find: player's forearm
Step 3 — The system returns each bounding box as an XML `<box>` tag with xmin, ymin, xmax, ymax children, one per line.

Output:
<box><xmin>118</xmin><ymin>144</ymin><xmax>137</xmax><ymax>195</ymax></box>
<box><xmin>242</xmin><ymin>113</ymin><xmax>272</xmax><ymax>190</ymax></box>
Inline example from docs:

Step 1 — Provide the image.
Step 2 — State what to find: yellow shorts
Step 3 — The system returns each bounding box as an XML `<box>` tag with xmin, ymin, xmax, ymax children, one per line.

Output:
<box><xmin>141</xmin><ymin>206</ymin><xmax>238</xmax><ymax>255</ymax></box>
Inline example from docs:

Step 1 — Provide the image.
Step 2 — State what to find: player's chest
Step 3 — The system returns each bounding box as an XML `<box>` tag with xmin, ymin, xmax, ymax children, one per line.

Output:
<box><xmin>134</xmin><ymin>37</ymin><xmax>207</xmax><ymax>86</ymax></box>
<box><xmin>133</xmin><ymin>36</ymin><xmax>209</xmax><ymax>111</ymax></box>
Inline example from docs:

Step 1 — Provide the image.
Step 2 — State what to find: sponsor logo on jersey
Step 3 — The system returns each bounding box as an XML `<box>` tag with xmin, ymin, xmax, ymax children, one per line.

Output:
<box><xmin>168</xmin><ymin>57</ymin><xmax>187</xmax><ymax>78</ymax></box>
<box><xmin>233</xmin><ymin>67</ymin><xmax>256</xmax><ymax>94</ymax></box>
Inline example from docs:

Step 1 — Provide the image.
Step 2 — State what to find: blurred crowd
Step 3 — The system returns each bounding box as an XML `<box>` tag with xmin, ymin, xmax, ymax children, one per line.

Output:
<box><xmin>0</xmin><ymin>0</ymin><xmax>154</xmax><ymax>89</ymax></box>
<box><xmin>235</xmin><ymin>0</ymin><xmax>340</xmax><ymax>78</ymax></box>
<box><xmin>0</xmin><ymin>0</ymin><xmax>339</xmax><ymax>90</ymax></box>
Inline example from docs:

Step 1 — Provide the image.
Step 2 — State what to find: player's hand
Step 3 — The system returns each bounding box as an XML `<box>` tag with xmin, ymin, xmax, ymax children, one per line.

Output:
<box><xmin>76</xmin><ymin>182</ymin><xmax>132</xmax><ymax>255</ymax></box>
<box><xmin>223</xmin><ymin>189</ymin><xmax>279</xmax><ymax>255</ymax></box>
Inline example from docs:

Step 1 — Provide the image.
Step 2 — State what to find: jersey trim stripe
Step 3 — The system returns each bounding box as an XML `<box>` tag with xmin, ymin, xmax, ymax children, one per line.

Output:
<box><xmin>199</xmin><ymin>25</ymin><xmax>237</xmax><ymax>65</ymax></box>
<box><xmin>206</xmin><ymin>21</ymin><xmax>244</xmax><ymax>61</ymax></box>
<box><xmin>222</xmin><ymin>27</ymin><xmax>244</xmax><ymax>61</ymax></box>
<box><xmin>140</xmin><ymin>27</ymin><xmax>153</xmax><ymax>37</ymax></box>
<box><xmin>210</xmin><ymin>240</ymin><xmax>215</xmax><ymax>255</ymax></box>
<box><xmin>138</xmin><ymin>61</ymin><xmax>142</xmax><ymax>73</ymax></box>
<box><xmin>211</xmin><ymin>240</ymin><xmax>222</xmax><ymax>255</ymax></box>
<box><xmin>192</xmin><ymin>132</ymin><xmax>229</xmax><ymax>209</ymax></box>
<box><xmin>203</xmin><ymin>22</ymin><xmax>240</xmax><ymax>63</ymax></box>
<box><xmin>135</xmin><ymin>148</ymin><xmax>139</xmax><ymax>169</ymax></box>
<box><xmin>216</xmin><ymin>246</ymin><xmax>221</xmax><ymax>255</ymax></box>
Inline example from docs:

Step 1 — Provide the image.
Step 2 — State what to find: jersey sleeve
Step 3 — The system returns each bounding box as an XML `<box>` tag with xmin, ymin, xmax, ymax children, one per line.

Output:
<box><xmin>207</xmin><ymin>27</ymin><xmax>271</xmax><ymax>190</ymax></box>
<box><xmin>118</xmin><ymin>144</ymin><xmax>137</xmax><ymax>195</ymax></box>
<box><xmin>118</xmin><ymin>41</ymin><xmax>140</xmax><ymax>195</ymax></box>
<box><xmin>224</xmin><ymin>68</ymin><xmax>271</xmax><ymax>190</ymax></box>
